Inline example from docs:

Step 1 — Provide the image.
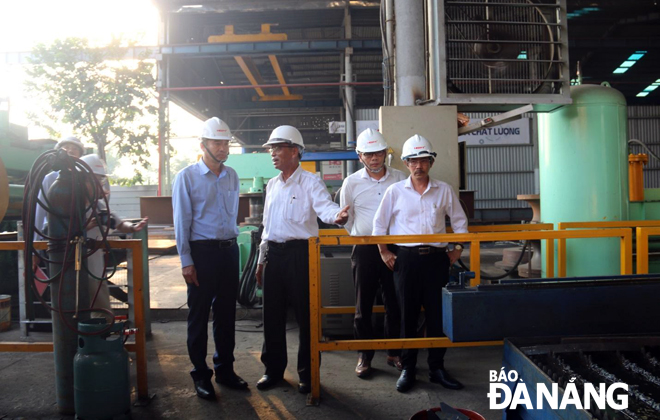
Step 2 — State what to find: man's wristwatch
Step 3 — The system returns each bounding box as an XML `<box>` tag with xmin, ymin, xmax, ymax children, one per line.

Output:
<box><xmin>448</xmin><ymin>243</ymin><xmax>464</xmax><ymax>252</ymax></box>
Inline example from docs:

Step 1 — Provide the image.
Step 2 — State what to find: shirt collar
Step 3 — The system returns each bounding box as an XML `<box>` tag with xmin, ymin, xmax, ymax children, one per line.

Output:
<box><xmin>197</xmin><ymin>158</ymin><xmax>227</xmax><ymax>179</ymax></box>
<box><xmin>277</xmin><ymin>164</ymin><xmax>302</xmax><ymax>183</ymax></box>
<box><xmin>404</xmin><ymin>176</ymin><xmax>437</xmax><ymax>192</ymax></box>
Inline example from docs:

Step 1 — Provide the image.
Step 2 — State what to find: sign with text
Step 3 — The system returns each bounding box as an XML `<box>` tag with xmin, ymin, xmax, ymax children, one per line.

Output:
<box><xmin>322</xmin><ymin>160</ymin><xmax>343</xmax><ymax>180</ymax></box>
<box><xmin>459</xmin><ymin>118</ymin><xmax>531</xmax><ymax>145</ymax></box>
<box><xmin>328</xmin><ymin>121</ymin><xmax>346</xmax><ymax>134</ymax></box>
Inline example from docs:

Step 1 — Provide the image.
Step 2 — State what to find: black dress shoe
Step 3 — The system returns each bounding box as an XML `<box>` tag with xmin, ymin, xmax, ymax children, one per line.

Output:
<box><xmin>396</xmin><ymin>369</ymin><xmax>416</xmax><ymax>393</ymax></box>
<box><xmin>194</xmin><ymin>379</ymin><xmax>216</xmax><ymax>400</ymax></box>
<box><xmin>216</xmin><ymin>371</ymin><xmax>249</xmax><ymax>390</ymax></box>
<box><xmin>429</xmin><ymin>368</ymin><xmax>464</xmax><ymax>390</ymax></box>
<box><xmin>298</xmin><ymin>382</ymin><xmax>311</xmax><ymax>394</ymax></box>
<box><xmin>256</xmin><ymin>374</ymin><xmax>282</xmax><ymax>390</ymax></box>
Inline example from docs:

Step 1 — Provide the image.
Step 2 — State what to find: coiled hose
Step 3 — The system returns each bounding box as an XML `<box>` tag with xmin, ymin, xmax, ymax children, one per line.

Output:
<box><xmin>237</xmin><ymin>226</ymin><xmax>263</xmax><ymax>307</ymax></box>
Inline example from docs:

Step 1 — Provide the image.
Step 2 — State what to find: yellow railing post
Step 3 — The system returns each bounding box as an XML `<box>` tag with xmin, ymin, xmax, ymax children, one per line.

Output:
<box><xmin>545</xmin><ymin>238</ymin><xmax>554</xmax><ymax>278</ymax></box>
<box><xmin>621</xmin><ymin>230</ymin><xmax>633</xmax><ymax>275</ymax></box>
<box><xmin>636</xmin><ymin>227</ymin><xmax>649</xmax><ymax>274</ymax></box>
<box><xmin>308</xmin><ymin>237</ymin><xmax>322</xmax><ymax>405</ymax></box>
<box><xmin>469</xmin><ymin>240</ymin><xmax>480</xmax><ymax>286</ymax></box>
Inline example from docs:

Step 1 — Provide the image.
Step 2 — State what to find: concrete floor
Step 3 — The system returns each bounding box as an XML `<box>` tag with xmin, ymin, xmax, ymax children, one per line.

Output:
<box><xmin>0</xmin><ymin>246</ymin><xmax>519</xmax><ymax>419</ymax></box>
<box><xmin>0</xmin><ymin>317</ymin><xmax>503</xmax><ymax>420</ymax></box>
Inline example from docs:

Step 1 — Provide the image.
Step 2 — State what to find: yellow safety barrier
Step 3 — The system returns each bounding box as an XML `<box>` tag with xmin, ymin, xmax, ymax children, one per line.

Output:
<box><xmin>0</xmin><ymin>240</ymin><xmax>148</xmax><ymax>400</ymax></box>
<box><xmin>557</xmin><ymin>221</ymin><xmax>660</xmax><ymax>277</ymax></box>
<box><xmin>636</xmin><ymin>226</ymin><xmax>660</xmax><ymax>274</ymax></box>
<box><xmin>307</xmin><ymin>228</ymin><xmax>633</xmax><ymax>404</ymax></box>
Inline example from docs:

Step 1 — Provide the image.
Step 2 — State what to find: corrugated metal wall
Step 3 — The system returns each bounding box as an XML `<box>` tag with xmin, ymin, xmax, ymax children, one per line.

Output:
<box><xmin>465</xmin><ymin>112</ymin><xmax>538</xmax><ymax>210</ymax></box>
<box><xmin>629</xmin><ymin>105</ymin><xmax>660</xmax><ymax>188</ymax></box>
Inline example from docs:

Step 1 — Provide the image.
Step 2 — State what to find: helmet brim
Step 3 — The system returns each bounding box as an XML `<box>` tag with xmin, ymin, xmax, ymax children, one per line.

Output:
<box><xmin>56</xmin><ymin>140</ymin><xmax>85</xmax><ymax>153</ymax></box>
<box><xmin>262</xmin><ymin>139</ymin><xmax>304</xmax><ymax>149</ymax></box>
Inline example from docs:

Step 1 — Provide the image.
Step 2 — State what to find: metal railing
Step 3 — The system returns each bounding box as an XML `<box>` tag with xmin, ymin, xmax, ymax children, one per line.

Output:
<box><xmin>307</xmin><ymin>227</ymin><xmax>633</xmax><ymax>404</ymax></box>
<box><xmin>0</xmin><ymin>239</ymin><xmax>149</xmax><ymax>400</ymax></box>
<box><xmin>557</xmin><ymin>220</ymin><xmax>660</xmax><ymax>277</ymax></box>
<box><xmin>636</xmin><ymin>226</ymin><xmax>660</xmax><ymax>274</ymax></box>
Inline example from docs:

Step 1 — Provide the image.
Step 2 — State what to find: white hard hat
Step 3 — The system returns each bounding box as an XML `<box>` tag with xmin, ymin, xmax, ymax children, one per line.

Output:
<box><xmin>401</xmin><ymin>134</ymin><xmax>437</xmax><ymax>161</ymax></box>
<box><xmin>56</xmin><ymin>136</ymin><xmax>85</xmax><ymax>154</ymax></box>
<box><xmin>80</xmin><ymin>154</ymin><xmax>108</xmax><ymax>177</ymax></box>
<box><xmin>262</xmin><ymin>125</ymin><xmax>305</xmax><ymax>150</ymax></box>
<box><xmin>201</xmin><ymin>117</ymin><xmax>232</xmax><ymax>140</ymax></box>
<box><xmin>356</xmin><ymin>128</ymin><xmax>387</xmax><ymax>153</ymax></box>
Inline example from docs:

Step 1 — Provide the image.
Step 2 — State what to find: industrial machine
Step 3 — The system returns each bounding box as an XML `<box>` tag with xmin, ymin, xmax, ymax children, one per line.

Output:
<box><xmin>429</xmin><ymin>0</ymin><xmax>571</xmax><ymax>111</ymax></box>
<box><xmin>442</xmin><ymin>273</ymin><xmax>660</xmax><ymax>419</ymax></box>
<box><xmin>0</xmin><ymin>99</ymin><xmax>55</xmax><ymax>222</ymax></box>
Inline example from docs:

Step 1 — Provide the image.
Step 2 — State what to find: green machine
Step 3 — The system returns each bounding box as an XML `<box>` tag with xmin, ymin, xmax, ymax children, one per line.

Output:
<box><xmin>539</xmin><ymin>84</ymin><xmax>628</xmax><ymax>277</ymax></box>
<box><xmin>0</xmin><ymin>99</ymin><xmax>55</xmax><ymax>222</ymax></box>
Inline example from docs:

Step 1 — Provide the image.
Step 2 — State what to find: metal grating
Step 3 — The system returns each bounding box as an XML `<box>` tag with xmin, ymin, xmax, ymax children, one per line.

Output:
<box><xmin>445</xmin><ymin>0</ymin><xmax>565</xmax><ymax>95</ymax></box>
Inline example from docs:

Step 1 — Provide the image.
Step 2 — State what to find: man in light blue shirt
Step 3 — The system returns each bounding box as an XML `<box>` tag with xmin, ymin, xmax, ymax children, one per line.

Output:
<box><xmin>172</xmin><ymin>117</ymin><xmax>247</xmax><ymax>400</ymax></box>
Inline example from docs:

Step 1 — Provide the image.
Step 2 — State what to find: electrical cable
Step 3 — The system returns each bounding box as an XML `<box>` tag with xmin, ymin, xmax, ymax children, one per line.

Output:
<box><xmin>237</xmin><ymin>226</ymin><xmax>263</xmax><ymax>308</ymax></box>
<box><xmin>629</xmin><ymin>139</ymin><xmax>660</xmax><ymax>162</ymax></box>
<box><xmin>22</xmin><ymin>149</ymin><xmax>118</xmax><ymax>336</ymax></box>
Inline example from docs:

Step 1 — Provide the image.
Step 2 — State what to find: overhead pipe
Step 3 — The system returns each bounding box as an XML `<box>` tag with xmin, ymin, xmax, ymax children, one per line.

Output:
<box><xmin>159</xmin><ymin>81</ymin><xmax>383</xmax><ymax>92</ymax></box>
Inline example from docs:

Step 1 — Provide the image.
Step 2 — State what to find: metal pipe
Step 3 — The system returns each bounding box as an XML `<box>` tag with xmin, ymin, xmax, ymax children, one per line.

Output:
<box><xmin>428</xmin><ymin>0</ymin><xmax>441</xmax><ymax>101</ymax></box>
<box><xmin>160</xmin><ymin>81</ymin><xmax>382</xmax><ymax>92</ymax></box>
<box><xmin>345</xmin><ymin>49</ymin><xmax>357</xmax><ymax>175</ymax></box>
<box><xmin>394</xmin><ymin>0</ymin><xmax>426</xmax><ymax>105</ymax></box>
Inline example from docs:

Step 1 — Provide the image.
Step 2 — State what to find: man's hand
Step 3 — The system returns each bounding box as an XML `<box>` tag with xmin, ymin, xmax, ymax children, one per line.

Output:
<box><xmin>130</xmin><ymin>217</ymin><xmax>149</xmax><ymax>233</ymax></box>
<box><xmin>334</xmin><ymin>205</ymin><xmax>350</xmax><ymax>225</ymax></box>
<box><xmin>447</xmin><ymin>249</ymin><xmax>462</xmax><ymax>265</ymax></box>
<box><xmin>182</xmin><ymin>265</ymin><xmax>199</xmax><ymax>286</ymax></box>
<box><xmin>378</xmin><ymin>245</ymin><xmax>397</xmax><ymax>271</ymax></box>
<box><xmin>256</xmin><ymin>263</ymin><xmax>264</xmax><ymax>287</ymax></box>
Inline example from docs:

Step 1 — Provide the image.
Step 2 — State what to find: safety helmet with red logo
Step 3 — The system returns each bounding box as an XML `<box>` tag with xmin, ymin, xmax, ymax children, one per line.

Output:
<box><xmin>355</xmin><ymin>128</ymin><xmax>387</xmax><ymax>154</ymax></box>
<box><xmin>401</xmin><ymin>134</ymin><xmax>437</xmax><ymax>161</ymax></box>
<box><xmin>201</xmin><ymin>117</ymin><xmax>232</xmax><ymax>140</ymax></box>
<box><xmin>262</xmin><ymin>125</ymin><xmax>305</xmax><ymax>150</ymax></box>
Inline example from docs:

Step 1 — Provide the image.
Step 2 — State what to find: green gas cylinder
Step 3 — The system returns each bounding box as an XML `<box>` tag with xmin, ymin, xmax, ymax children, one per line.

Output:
<box><xmin>74</xmin><ymin>319</ymin><xmax>130</xmax><ymax>420</ymax></box>
<box><xmin>538</xmin><ymin>83</ymin><xmax>628</xmax><ymax>277</ymax></box>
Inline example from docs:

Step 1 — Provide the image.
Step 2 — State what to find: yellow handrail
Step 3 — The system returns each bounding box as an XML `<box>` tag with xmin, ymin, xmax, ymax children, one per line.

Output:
<box><xmin>557</xmin><ymin>220</ymin><xmax>660</xmax><ymax>277</ymax></box>
<box><xmin>636</xmin><ymin>226</ymin><xmax>660</xmax><ymax>274</ymax></box>
<box><xmin>307</xmin><ymin>228</ymin><xmax>633</xmax><ymax>404</ymax></box>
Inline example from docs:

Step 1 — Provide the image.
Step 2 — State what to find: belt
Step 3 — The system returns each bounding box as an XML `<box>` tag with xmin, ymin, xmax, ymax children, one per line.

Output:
<box><xmin>400</xmin><ymin>246</ymin><xmax>446</xmax><ymax>255</ymax></box>
<box><xmin>191</xmin><ymin>238</ymin><xmax>237</xmax><ymax>248</ymax></box>
<box><xmin>268</xmin><ymin>240</ymin><xmax>308</xmax><ymax>249</ymax></box>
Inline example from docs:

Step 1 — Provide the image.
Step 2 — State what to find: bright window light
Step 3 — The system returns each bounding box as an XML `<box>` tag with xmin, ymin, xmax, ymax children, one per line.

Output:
<box><xmin>644</xmin><ymin>86</ymin><xmax>658</xmax><ymax>92</ymax></box>
<box><xmin>613</xmin><ymin>51</ymin><xmax>646</xmax><ymax>74</ymax></box>
<box><xmin>637</xmin><ymin>92</ymin><xmax>649</xmax><ymax>97</ymax></box>
<box><xmin>517</xmin><ymin>51</ymin><xmax>527</xmax><ymax>60</ymax></box>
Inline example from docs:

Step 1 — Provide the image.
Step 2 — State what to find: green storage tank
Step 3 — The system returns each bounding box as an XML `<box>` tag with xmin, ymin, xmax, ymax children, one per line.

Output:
<box><xmin>539</xmin><ymin>83</ymin><xmax>628</xmax><ymax>277</ymax></box>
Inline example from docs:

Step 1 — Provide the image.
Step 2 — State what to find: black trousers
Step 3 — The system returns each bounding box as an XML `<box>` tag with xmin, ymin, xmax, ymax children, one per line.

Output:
<box><xmin>261</xmin><ymin>241</ymin><xmax>311</xmax><ymax>382</ymax></box>
<box><xmin>394</xmin><ymin>247</ymin><xmax>450</xmax><ymax>371</ymax></box>
<box><xmin>352</xmin><ymin>244</ymin><xmax>401</xmax><ymax>360</ymax></box>
<box><xmin>187</xmin><ymin>241</ymin><xmax>239</xmax><ymax>381</ymax></box>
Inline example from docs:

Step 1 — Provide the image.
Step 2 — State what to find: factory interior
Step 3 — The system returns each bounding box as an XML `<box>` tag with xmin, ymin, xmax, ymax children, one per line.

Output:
<box><xmin>2</xmin><ymin>0</ymin><xmax>660</xmax><ymax>419</ymax></box>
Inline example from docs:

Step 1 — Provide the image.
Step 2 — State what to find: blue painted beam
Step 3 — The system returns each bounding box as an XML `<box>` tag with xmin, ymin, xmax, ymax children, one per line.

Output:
<box><xmin>301</xmin><ymin>150</ymin><xmax>359</xmax><ymax>161</ymax></box>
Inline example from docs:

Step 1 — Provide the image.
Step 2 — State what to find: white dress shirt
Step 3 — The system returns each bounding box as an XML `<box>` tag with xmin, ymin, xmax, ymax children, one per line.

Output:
<box><xmin>340</xmin><ymin>166</ymin><xmax>406</xmax><ymax>236</ymax></box>
<box><xmin>258</xmin><ymin>165</ymin><xmax>341</xmax><ymax>264</ymax></box>
<box><xmin>172</xmin><ymin>160</ymin><xmax>240</xmax><ymax>268</ymax></box>
<box><xmin>373</xmin><ymin>177</ymin><xmax>468</xmax><ymax>247</ymax></box>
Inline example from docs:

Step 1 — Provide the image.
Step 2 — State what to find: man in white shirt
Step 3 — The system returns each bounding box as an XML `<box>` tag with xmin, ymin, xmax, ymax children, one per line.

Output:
<box><xmin>255</xmin><ymin>125</ymin><xmax>349</xmax><ymax>394</ymax></box>
<box><xmin>340</xmin><ymin>128</ymin><xmax>406</xmax><ymax>378</ymax></box>
<box><xmin>373</xmin><ymin>134</ymin><xmax>468</xmax><ymax>393</ymax></box>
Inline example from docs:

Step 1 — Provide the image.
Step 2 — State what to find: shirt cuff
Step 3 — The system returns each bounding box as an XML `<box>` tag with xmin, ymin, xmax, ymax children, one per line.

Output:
<box><xmin>180</xmin><ymin>253</ymin><xmax>194</xmax><ymax>268</ymax></box>
<box><xmin>257</xmin><ymin>242</ymin><xmax>268</xmax><ymax>265</ymax></box>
